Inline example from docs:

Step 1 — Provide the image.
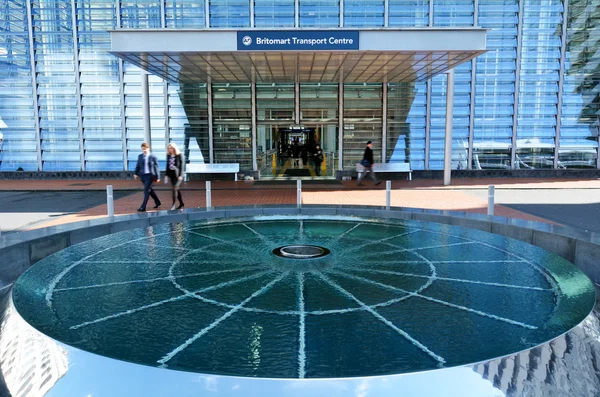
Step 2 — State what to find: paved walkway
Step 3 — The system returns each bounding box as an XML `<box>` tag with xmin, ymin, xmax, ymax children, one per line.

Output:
<box><xmin>2</xmin><ymin>177</ymin><xmax>597</xmax><ymax>231</ymax></box>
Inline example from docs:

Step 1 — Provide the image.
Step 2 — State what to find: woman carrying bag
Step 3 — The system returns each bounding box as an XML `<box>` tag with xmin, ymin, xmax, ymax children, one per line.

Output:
<box><xmin>165</xmin><ymin>143</ymin><xmax>185</xmax><ymax>210</ymax></box>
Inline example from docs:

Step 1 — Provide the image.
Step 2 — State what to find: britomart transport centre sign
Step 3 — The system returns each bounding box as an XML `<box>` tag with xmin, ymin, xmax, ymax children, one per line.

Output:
<box><xmin>237</xmin><ymin>30</ymin><xmax>359</xmax><ymax>51</ymax></box>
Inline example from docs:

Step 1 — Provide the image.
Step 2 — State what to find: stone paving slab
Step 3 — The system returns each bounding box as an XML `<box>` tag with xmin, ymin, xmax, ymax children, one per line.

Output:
<box><xmin>3</xmin><ymin>177</ymin><xmax>598</xmax><ymax>232</ymax></box>
<box><xmin>1</xmin><ymin>177</ymin><xmax>600</xmax><ymax>191</ymax></box>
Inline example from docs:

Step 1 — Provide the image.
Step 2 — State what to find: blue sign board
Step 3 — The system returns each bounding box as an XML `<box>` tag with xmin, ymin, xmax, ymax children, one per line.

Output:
<box><xmin>237</xmin><ymin>31</ymin><xmax>359</xmax><ymax>51</ymax></box>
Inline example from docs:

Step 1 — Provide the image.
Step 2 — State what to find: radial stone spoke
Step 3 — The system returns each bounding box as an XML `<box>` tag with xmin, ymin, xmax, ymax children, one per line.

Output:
<box><xmin>187</xmin><ymin>230</ymin><xmax>264</xmax><ymax>256</ymax></box>
<box><xmin>138</xmin><ymin>242</ymin><xmax>191</xmax><ymax>252</ymax></box>
<box><xmin>297</xmin><ymin>273</ymin><xmax>307</xmax><ymax>379</ymax></box>
<box><xmin>330</xmin><ymin>270</ymin><xmax>537</xmax><ymax>330</ymax></box>
<box><xmin>70</xmin><ymin>270</ymin><xmax>273</xmax><ymax>330</ymax></box>
<box><xmin>241</xmin><ymin>223</ymin><xmax>271</xmax><ymax>243</ymax></box>
<box><xmin>341</xmin><ymin>230</ymin><xmax>423</xmax><ymax>256</ymax></box>
<box><xmin>315</xmin><ymin>272</ymin><xmax>446</xmax><ymax>365</ymax></box>
<box><xmin>55</xmin><ymin>266</ymin><xmax>264</xmax><ymax>292</ymax></box>
<box><xmin>45</xmin><ymin>229</ymin><xmax>185</xmax><ymax>308</ymax></box>
<box><xmin>335</xmin><ymin>223</ymin><xmax>362</xmax><ymax>240</ymax></box>
<box><xmin>157</xmin><ymin>272</ymin><xmax>289</xmax><ymax>367</ymax></box>
<box><xmin>344</xmin><ymin>268</ymin><xmax>551</xmax><ymax>291</ymax></box>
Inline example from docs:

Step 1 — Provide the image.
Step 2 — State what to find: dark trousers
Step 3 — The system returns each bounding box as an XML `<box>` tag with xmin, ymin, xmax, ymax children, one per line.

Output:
<box><xmin>167</xmin><ymin>171</ymin><xmax>184</xmax><ymax>206</ymax></box>
<box><xmin>314</xmin><ymin>161</ymin><xmax>322</xmax><ymax>176</ymax></box>
<box><xmin>140</xmin><ymin>173</ymin><xmax>160</xmax><ymax>209</ymax></box>
<box><xmin>357</xmin><ymin>166</ymin><xmax>378</xmax><ymax>184</ymax></box>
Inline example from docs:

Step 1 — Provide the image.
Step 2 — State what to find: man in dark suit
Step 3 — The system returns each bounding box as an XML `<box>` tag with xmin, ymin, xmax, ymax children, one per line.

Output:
<box><xmin>134</xmin><ymin>142</ymin><xmax>161</xmax><ymax>212</ymax></box>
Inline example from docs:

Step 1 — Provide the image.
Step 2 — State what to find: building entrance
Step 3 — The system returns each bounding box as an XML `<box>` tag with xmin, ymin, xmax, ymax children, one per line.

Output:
<box><xmin>259</xmin><ymin>124</ymin><xmax>337</xmax><ymax>179</ymax></box>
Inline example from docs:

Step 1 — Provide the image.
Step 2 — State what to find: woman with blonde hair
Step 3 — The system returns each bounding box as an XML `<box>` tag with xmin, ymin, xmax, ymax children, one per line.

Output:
<box><xmin>165</xmin><ymin>142</ymin><xmax>185</xmax><ymax>210</ymax></box>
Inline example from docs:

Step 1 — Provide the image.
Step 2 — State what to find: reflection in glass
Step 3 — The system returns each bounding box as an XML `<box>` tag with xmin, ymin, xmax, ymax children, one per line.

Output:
<box><xmin>342</xmin><ymin>83</ymin><xmax>383</xmax><ymax>169</ymax></box>
<box><xmin>212</xmin><ymin>83</ymin><xmax>252</xmax><ymax>168</ymax></box>
<box><xmin>388</xmin><ymin>82</ymin><xmax>424</xmax><ymax>170</ymax></box>
<box><xmin>561</xmin><ymin>0</ymin><xmax>599</xmax><ymax>168</ymax></box>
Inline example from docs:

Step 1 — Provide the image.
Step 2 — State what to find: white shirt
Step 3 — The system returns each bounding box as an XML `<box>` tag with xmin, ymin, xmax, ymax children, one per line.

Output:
<box><xmin>143</xmin><ymin>154</ymin><xmax>150</xmax><ymax>174</ymax></box>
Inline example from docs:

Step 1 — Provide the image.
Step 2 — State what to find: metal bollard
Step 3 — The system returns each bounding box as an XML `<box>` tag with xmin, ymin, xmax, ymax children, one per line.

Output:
<box><xmin>106</xmin><ymin>185</ymin><xmax>114</xmax><ymax>217</ymax></box>
<box><xmin>487</xmin><ymin>185</ymin><xmax>495</xmax><ymax>216</ymax></box>
<box><xmin>297</xmin><ymin>180</ymin><xmax>302</xmax><ymax>208</ymax></box>
<box><xmin>206</xmin><ymin>180</ymin><xmax>212</xmax><ymax>210</ymax></box>
<box><xmin>386</xmin><ymin>180</ymin><xmax>391</xmax><ymax>210</ymax></box>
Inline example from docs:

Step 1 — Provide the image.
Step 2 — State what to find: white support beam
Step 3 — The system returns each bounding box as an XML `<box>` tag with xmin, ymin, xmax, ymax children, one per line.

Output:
<box><xmin>443</xmin><ymin>69</ymin><xmax>454</xmax><ymax>186</ymax></box>
<box><xmin>141</xmin><ymin>71</ymin><xmax>151</xmax><ymax>145</ymax></box>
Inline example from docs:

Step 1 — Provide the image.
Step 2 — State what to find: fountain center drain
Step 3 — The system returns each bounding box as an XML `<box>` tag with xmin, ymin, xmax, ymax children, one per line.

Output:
<box><xmin>273</xmin><ymin>245</ymin><xmax>331</xmax><ymax>259</ymax></box>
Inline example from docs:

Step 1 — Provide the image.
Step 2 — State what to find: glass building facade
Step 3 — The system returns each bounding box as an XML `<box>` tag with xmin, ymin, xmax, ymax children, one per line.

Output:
<box><xmin>0</xmin><ymin>0</ymin><xmax>598</xmax><ymax>173</ymax></box>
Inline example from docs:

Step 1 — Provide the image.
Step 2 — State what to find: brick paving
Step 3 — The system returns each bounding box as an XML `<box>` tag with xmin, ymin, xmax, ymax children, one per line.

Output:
<box><xmin>9</xmin><ymin>177</ymin><xmax>590</xmax><ymax>229</ymax></box>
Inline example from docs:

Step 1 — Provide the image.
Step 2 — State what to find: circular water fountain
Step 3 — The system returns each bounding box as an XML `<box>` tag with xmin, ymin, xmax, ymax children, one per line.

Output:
<box><xmin>10</xmin><ymin>215</ymin><xmax>595</xmax><ymax>381</ymax></box>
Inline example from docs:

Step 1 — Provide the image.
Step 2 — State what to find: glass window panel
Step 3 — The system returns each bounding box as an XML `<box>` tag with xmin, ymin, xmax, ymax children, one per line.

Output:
<box><xmin>120</xmin><ymin>0</ymin><xmax>162</xmax><ymax>28</ymax></box>
<box><xmin>342</xmin><ymin>83</ymin><xmax>382</xmax><ymax>169</ymax></box>
<box><xmin>434</xmin><ymin>0</ymin><xmax>474</xmax><ymax>26</ymax></box>
<box><xmin>472</xmin><ymin>0</ymin><xmax>519</xmax><ymax>170</ymax></box>
<box><xmin>514</xmin><ymin>0</ymin><xmax>563</xmax><ymax>169</ymax></box>
<box><xmin>389</xmin><ymin>0</ymin><xmax>429</xmax><ymax>27</ymax></box>
<box><xmin>166</xmin><ymin>0</ymin><xmax>206</xmax><ymax>28</ymax></box>
<box><xmin>0</xmin><ymin>0</ymin><xmax>39</xmax><ymax>171</ymax></box>
<box><xmin>210</xmin><ymin>0</ymin><xmax>250</xmax><ymax>27</ymax></box>
<box><xmin>176</xmin><ymin>83</ymin><xmax>208</xmax><ymax>164</ymax></box>
<box><xmin>299</xmin><ymin>0</ymin><xmax>339</xmax><ymax>27</ymax></box>
<box><xmin>344</xmin><ymin>0</ymin><xmax>384</xmax><ymax>27</ymax></box>
<box><xmin>76</xmin><ymin>0</ymin><xmax>123</xmax><ymax>171</ymax></box>
<box><xmin>212</xmin><ymin>83</ymin><xmax>252</xmax><ymax>168</ymax></box>
<box><xmin>388</xmin><ymin>82</ymin><xmax>426</xmax><ymax>170</ymax></box>
<box><xmin>559</xmin><ymin>0</ymin><xmax>599</xmax><ymax>169</ymax></box>
<box><xmin>32</xmin><ymin>0</ymin><xmax>82</xmax><ymax>171</ymax></box>
<box><xmin>255</xmin><ymin>0</ymin><xmax>294</xmax><ymax>27</ymax></box>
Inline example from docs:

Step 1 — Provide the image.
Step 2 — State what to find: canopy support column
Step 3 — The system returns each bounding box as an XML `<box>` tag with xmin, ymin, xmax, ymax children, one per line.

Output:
<box><xmin>443</xmin><ymin>69</ymin><xmax>454</xmax><ymax>186</ymax></box>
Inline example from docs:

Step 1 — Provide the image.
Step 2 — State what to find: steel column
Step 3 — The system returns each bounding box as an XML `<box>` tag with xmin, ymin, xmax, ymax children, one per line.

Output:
<box><xmin>443</xmin><ymin>69</ymin><xmax>455</xmax><ymax>186</ymax></box>
<box><xmin>207</xmin><ymin>81</ymin><xmax>214</xmax><ymax>163</ymax></box>
<box><xmin>160</xmin><ymin>0</ymin><xmax>166</xmax><ymax>28</ymax></box>
<box><xmin>116</xmin><ymin>1</ymin><xmax>127</xmax><ymax>170</ymax></box>
<box><xmin>338</xmin><ymin>81</ymin><xmax>344</xmax><ymax>171</ymax></box>
<box><xmin>425</xmin><ymin>0</ymin><xmax>433</xmax><ymax>170</ymax></box>
<box><xmin>71</xmin><ymin>0</ymin><xmax>85</xmax><ymax>171</ymax></box>
<box><xmin>141</xmin><ymin>72</ymin><xmax>152</xmax><ymax>145</ymax></box>
<box><xmin>340</xmin><ymin>0</ymin><xmax>344</xmax><ymax>27</ymax></box>
<box><xmin>295</xmin><ymin>0</ymin><xmax>299</xmax><ymax>27</ymax></box>
<box><xmin>384</xmin><ymin>0</ymin><xmax>389</xmax><ymax>27</ymax></box>
<box><xmin>425</xmin><ymin>80</ymin><xmax>432</xmax><ymax>170</ymax></box>
<box><xmin>468</xmin><ymin>0</ymin><xmax>479</xmax><ymax>169</ymax></box>
<box><xmin>429</xmin><ymin>0</ymin><xmax>434</xmax><ymax>27</ymax></box>
<box><xmin>252</xmin><ymin>82</ymin><xmax>258</xmax><ymax>171</ymax></box>
<box><xmin>511</xmin><ymin>0</ymin><xmax>525</xmax><ymax>168</ymax></box>
<box><xmin>250</xmin><ymin>0</ymin><xmax>255</xmax><ymax>27</ymax></box>
<box><xmin>295</xmin><ymin>82</ymin><xmax>300</xmax><ymax>124</ymax></box>
<box><xmin>161</xmin><ymin>0</ymin><xmax>169</xmax><ymax>150</ymax></box>
<box><xmin>205</xmin><ymin>0</ymin><xmax>210</xmax><ymax>27</ymax></box>
<box><xmin>555</xmin><ymin>0</ymin><xmax>569</xmax><ymax>169</ymax></box>
<box><xmin>25</xmin><ymin>0</ymin><xmax>42</xmax><ymax>171</ymax></box>
<box><xmin>382</xmin><ymin>81</ymin><xmax>388</xmax><ymax>162</ymax></box>
<box><xmin>164</xmin><ymin>80</ymin><xmax>170</xmax><ymax>145</ymax></box>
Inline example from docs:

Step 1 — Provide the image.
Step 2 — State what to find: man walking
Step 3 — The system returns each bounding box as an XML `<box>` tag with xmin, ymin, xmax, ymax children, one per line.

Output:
<box><xmin>357</xmin><ymin>140</ymin><xmax>381</xmax><ymax>186</ymax></box>
<box><xmin>134</xmin><ymin>142</ymin><xmax>161</xmax><ymax>211</ymax></box>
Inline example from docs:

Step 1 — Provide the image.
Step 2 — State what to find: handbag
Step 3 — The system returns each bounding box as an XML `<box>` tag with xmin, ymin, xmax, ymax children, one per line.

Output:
<box><xmin>360</xmin><ymin>159</ymin><xmax>371</xmax><ymax>167</ymax></box>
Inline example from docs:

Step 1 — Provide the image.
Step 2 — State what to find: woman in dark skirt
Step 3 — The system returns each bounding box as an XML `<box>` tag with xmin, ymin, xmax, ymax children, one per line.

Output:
<box><xmin>165</xmin><ymin>143</ymin><xmax>185</xmax><ymax>210</ymax></box>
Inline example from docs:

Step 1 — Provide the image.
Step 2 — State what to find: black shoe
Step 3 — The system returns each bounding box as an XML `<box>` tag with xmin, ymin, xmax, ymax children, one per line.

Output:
<box><xmin>177</xmin><ymin>204</ymin><xmax>185</xmax><ymax>209</ymax></box>
<box><xmin>153</xmin><ymin>203</ymin><xmax>161</xmax><ymax>209</ymax></box>
<box><xmin>137</xmin><ymin>208</ymin><xmax>146</xmax><ymax>212</ymax></box>
<box><xmin>375</xmin><ymin>181</ymin><xmax>382</xmax><ymax>186</ymax></box>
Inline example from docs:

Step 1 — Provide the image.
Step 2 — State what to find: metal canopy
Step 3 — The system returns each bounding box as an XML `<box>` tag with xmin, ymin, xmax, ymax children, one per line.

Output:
<box><xmin>109</xmin><ymin>29</ymin><xmax>487</xmax><ymax>84</ymax></box>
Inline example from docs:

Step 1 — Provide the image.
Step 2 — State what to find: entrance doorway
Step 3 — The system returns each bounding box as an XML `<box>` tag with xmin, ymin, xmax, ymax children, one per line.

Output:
<box><xmin>259</xmin><ymin>124</ymin><xmax>337</xmax><ymax>178</ymax></box>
